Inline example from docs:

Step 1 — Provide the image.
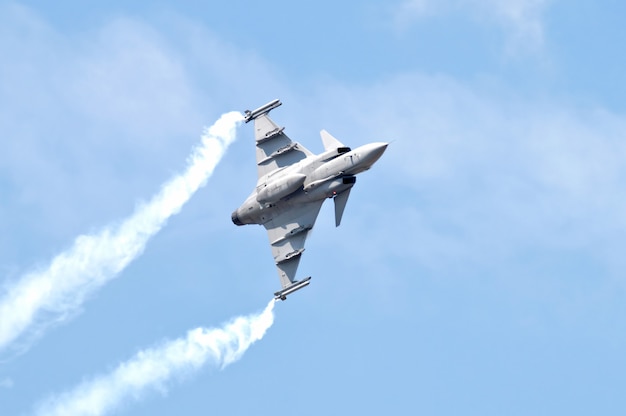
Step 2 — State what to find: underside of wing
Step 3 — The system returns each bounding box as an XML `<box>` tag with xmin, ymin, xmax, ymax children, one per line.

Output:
<box><xmin>264</xmin><ymin>200</ymin><xmax>324</xmax><ymax>289</ymax></box>
<box><xmin>254</xmin><ymin>114</ymin><xmax>312</xmax><ymax>178</ymax></box>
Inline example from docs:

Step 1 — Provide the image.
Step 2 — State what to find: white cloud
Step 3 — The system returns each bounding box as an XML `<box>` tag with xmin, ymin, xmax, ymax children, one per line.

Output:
<box><xmin>0</xmin><ymin>377</ymin><xmax>14</xmax><ymax>389</ymax></box>
<box><xmin>68</xmin><ymin>19</ymin><xmax>197</xmax><ymax>138</ymax></box>
<box><xmin>301</xmin><ymin>72</ymin><xmax>626</xmax><ymax>311</ymax></box>
<box><xmin>394</xmin><ymin>0</ymin><xmax>552</xmax><ymax>55</ymax></box>
<box><xmin>484</xmin><ymin>0</ymin><xmax>549</xmax><ymax>54</ymax></box>
<box><xmin>0</xmin><ymin>5</ymin><xmax>204</xmax><ymax>248</ymax></box>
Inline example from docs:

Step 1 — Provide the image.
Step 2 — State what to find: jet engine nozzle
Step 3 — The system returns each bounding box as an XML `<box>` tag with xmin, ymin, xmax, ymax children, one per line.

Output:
<box><xmin>231</xmin><ymin>210</ymin><xmax>244</xmax><ymax>226</ymax></box>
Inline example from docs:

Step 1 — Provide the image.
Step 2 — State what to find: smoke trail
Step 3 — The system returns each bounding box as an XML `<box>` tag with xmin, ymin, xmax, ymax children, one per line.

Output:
<box><xmin>0</xmin><ymin>111</ymin><xmax>242</xmax><ymax>353</ymax></box>
<box><xmin>35</xmin><ymin>299</ymin><xmax>276</xmax><ymax>416</ymax></box>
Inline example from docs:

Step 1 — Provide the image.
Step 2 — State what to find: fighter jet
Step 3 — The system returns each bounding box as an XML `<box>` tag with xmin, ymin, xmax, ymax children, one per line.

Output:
<box><xmin>231</xmin><ymin>99</ymin><xmax>387</xmax><ymax>300</ymax></box>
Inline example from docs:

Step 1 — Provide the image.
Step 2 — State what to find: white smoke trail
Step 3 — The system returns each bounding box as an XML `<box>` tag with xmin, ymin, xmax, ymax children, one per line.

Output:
<box><xmin>35</xmin><ymin>299</ymin><xmax>276</xmax><ymax>416</ymax></box>
<box><xmin>0</xmin><ymin>111</ymin><xmax>243</xmax><ymax>353</ymax></box>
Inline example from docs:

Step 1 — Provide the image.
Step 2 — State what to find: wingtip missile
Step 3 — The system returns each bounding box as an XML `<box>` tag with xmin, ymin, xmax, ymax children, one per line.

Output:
<box><xmin>244</xmin><ymin>99</ymin><xmax>282</xmax><ymax>123</ymax></box>
<box><xmin>274</xmin><ymin>276</ymin><xmax>312</xmax><ymax>301</ymax></box>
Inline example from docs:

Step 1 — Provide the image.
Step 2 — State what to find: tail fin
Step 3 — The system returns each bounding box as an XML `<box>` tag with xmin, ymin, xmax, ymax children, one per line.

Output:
<box><xmin>320</xmin><ymin>129</ymin><xmax>345</xmax><ymax>150</ymax></box>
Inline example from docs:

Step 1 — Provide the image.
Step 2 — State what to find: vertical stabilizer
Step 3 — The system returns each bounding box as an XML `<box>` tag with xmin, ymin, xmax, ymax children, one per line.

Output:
<box><xmin>320</xmin><ymin>129</ymin><xmax>345</xmax><ymax>150</ymax></box>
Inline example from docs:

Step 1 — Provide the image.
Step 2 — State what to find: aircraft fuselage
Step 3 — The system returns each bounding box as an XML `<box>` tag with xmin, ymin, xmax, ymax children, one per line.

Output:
<box><xmin>232</xmin><ymin>141</ymin><xmax>387</xmax><ymax>226</ymax></box>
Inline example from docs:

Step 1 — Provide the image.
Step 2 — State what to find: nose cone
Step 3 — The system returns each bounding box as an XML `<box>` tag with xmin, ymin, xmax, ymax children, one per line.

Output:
<box><xmin>345</xmin><ymin>142</ymin><xmax>388</xmax><ymax>175</ymax></box>
<box><xmin>361</xmin><ymin>142</ymin><xmax>388</xmax><ymax>167</ymax></box>
<box><xmin>370</xmin><ymin>142</ymin><xmax>388</xmax><ymax>161</ymax></box>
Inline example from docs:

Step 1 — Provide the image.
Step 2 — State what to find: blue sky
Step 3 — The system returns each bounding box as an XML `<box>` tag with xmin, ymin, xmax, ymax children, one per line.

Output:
<box><xmin>2</xmin><ymin>0</ymin><xmax>626</xmax><ymax>414</ymax></box>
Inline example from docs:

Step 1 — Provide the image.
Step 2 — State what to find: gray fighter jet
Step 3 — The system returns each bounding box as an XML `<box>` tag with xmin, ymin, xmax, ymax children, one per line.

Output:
<box><xmin>231</xmin><ymin>99</ymin><xmax>387</xmax><ymax>300</ymax></box>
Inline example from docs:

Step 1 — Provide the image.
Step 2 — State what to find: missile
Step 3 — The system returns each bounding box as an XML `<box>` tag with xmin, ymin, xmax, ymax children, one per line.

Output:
<box><xmin>274</xmin><ymin>276</ymin><xmax>312</xmax><ymax>301</ymax></box>
<box><xmin>270</xmin><ymin>225</ymin><xmax>312</xmax><ymax>245</ymax></box>
<box><xmin>243</xmin><ymin>99</ymin><xmax>282</xmax><ymax>123</ymax></box>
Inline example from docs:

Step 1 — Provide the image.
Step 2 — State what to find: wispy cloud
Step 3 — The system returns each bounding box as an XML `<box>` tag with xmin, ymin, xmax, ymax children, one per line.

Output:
<box><xmin>393</xmin><ymin>0</ymin><xmax>552</xmax><ymax>55</ymax></box>
<box><xmin>34</xmin><ymin>299</ymin><xmax>275</xmax><ymax>416</ymax></box>
<box><xmin>0</xmin><ymin>377</ymin><xmax>14</xmax><ymax>389</ymax></box>
<box><xmin>0</xmin><ymin>112</ymin><xmax>242</xmax><ymax>355</ymax></box>
<box><xmin>0</xmin><ymin>5</ymin><xmax>223</xmax><ymax>249</ymax></box>
<box><xmin>306</xmin><ymin>71</ymin><xmax>626</xmax><ymax>311</ymax></box>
